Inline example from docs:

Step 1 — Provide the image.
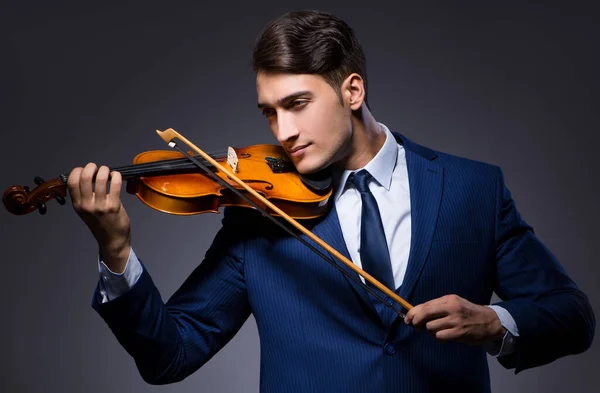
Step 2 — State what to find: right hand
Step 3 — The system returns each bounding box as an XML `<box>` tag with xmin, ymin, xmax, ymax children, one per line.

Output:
<box><xmin>67</xmin><ymin>162</ymin><xmax>131</xmax><ymax>273</ymax></box>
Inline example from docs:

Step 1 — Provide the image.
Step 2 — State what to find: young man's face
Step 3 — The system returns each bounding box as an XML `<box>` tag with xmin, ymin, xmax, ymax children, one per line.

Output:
<box><xmin>256</xmin><ymin>71</ymin><xmax>353</xmax><ymax>174</ymax></box>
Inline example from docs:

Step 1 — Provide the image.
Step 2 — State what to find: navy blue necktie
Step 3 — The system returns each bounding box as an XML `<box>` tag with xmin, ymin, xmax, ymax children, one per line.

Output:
<box><xmin>348</xmin><ymin>169</ymin><xmax>395</xmax><ymax>291</ymax></box>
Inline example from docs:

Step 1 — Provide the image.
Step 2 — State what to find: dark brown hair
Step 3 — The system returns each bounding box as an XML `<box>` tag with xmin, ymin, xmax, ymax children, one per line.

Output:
<box><xmin>252</xmin><ymin>10</ymin><xmax>369</xmax><ymax>107</ymax></box>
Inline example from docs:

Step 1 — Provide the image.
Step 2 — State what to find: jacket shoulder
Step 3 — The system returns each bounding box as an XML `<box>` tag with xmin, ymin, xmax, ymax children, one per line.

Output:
<box><xmin>398</xmin><ymin>132</ymin><xmax>502</xmax><ymax>182</ymax></box>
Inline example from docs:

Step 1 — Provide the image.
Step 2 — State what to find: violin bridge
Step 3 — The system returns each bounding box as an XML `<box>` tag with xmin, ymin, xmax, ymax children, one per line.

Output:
<box><xmin>227</xmin><ymin>146</ymin><xmax>239</xmax><ymax>173</ymax></box>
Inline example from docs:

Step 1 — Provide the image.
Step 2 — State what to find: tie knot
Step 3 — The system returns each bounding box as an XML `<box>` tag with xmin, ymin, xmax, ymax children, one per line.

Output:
<box><xmin>348</xmin><ymin>169</ymin><xmax>373</xmax><ymax>193</ymax></box>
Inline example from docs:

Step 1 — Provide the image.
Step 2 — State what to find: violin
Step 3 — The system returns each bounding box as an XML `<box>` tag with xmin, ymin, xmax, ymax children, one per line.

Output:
<box><xmin>2</xmin><ymin>128</ymin><xmax>413</xmax><ymax>315</ymax></box>
<box><xmin>3</xmin><ymin>141</ymin><xmax>332</xmax><ymax>218</ymax></box>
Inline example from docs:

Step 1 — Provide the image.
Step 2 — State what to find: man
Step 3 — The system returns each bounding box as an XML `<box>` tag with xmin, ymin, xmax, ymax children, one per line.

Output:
<box><xmin>68</xmin><ymin>10</ymin><xmax>594</xmax><ymax>392</ymax></box>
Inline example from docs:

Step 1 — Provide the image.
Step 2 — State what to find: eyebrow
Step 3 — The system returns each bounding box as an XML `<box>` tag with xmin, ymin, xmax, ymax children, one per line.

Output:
<box><xmin>257</xmin><ymin>91</ymin><xmax>313</xmax><ymax>109</ymax></box>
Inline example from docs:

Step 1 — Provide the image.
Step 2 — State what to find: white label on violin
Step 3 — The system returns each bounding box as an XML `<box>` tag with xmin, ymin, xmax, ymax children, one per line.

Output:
<box><xmin>227</xmin><ymin>146</ymin><xmax>239</xmax><ymax>173</ymax></box>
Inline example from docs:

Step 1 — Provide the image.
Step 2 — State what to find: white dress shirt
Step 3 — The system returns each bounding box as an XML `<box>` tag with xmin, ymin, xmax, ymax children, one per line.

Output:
<box><xmin>97</xmin><ymin>122</ymin><xmax>518</xmax><ymax>356</ymax></box>
<box><xmin>333</xmin><ymin>122</ymin><xmax>411</xmax><ymax>289</ymax></box>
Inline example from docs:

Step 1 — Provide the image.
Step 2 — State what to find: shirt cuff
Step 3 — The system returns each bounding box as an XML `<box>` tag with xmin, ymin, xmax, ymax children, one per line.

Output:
<box><xmin>484</xmin><ymin>305</ymin><xmax>519</xmax><ymax>357</ymax></box>
<box><xmin>97</xmin><ymin>247</ymin><xmax>143</xmax><ymax>303</ymax></box>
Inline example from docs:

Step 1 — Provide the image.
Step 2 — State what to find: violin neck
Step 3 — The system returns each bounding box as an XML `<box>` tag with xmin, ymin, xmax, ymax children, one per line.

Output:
<box><xmin>61</xmin><ymin>155</ymin><xmax>226</xmax><ymax>183</ymax></box>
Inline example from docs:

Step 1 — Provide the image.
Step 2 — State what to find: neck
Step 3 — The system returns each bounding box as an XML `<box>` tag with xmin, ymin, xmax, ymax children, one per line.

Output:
<box><xmin>337</xmin><ymin>106</ymin><xmax>386</xmax><ymax>170</ymax></box>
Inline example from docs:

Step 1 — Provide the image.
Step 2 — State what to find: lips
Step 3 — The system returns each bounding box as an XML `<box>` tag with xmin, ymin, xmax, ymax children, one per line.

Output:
<box><xmin>288</xmin><ymin>144</ymin><xmax>310</xmax><ymax>156</ymax></box>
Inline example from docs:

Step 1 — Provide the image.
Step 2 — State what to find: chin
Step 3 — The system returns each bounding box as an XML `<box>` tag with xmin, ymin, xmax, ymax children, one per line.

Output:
<box><xmin>293</xmin><ymin>156</ymin><xmax>328</xmax><ymax>175</ymax></box>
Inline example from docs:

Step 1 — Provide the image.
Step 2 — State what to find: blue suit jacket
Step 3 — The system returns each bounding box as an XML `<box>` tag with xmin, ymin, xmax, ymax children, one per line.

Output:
<box><xmin>92</xmin><ymin>132</ymin><xmax>595</xmax><ymax>392</ymax></box>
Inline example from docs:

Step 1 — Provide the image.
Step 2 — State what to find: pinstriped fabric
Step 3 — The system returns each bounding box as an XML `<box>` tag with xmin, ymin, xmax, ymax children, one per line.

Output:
<box><xmin>92</xmin><ymin>132</ymin><xmax>594</xmax><ymax>392</ymax></box>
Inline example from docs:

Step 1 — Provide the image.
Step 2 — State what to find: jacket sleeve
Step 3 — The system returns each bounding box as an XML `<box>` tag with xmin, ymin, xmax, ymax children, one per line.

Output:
<box><xmin>491</xmin><ymin>166</ymin><xmax>595</xmax><ymax>372</ymax></box>
<box><xmin>91</xmin><ymin>207</ymin><xmax>252</xmax><ymax>384</ymax></box>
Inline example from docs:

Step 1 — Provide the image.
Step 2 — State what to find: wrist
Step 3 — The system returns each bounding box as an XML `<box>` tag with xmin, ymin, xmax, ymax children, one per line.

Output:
<box><xmin>485</xmin><ymin>307</ymin><xmax>507</xmax><ymax>341</ymax></box>
<box><xmin>99</xmin><ymin>241</ymin><xmax>130</xmax><ymax>273</ymax></box>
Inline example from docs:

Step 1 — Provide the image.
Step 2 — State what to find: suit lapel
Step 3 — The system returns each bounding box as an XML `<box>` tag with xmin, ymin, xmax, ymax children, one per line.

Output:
<box><xmin>309</xmin><ymin>202</ymin><xmax>382</xmax><ymax>320</ymax></box>
<box><xmin>393</xmin><ymin>133</ymin><xmax>444</xmax><ymax>307</ymax></box>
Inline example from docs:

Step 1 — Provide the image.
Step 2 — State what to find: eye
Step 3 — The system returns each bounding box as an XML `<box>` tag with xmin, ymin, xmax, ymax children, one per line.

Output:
<box><xmin>262</xmin><ymin>109</ymin><xmax>276</xmax><ymax>118</ymax></box>
<box><xmin>289</xmin><ymin>100</ymin><xmax>307</xmax><ymax>109</ymax></box>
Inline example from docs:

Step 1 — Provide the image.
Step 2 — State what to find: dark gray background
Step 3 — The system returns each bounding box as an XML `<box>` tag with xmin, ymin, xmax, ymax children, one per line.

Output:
<box><xmin>1</xmin><ymin>1</ymin><xmax>598</xmax><ymax>392</ymax></box>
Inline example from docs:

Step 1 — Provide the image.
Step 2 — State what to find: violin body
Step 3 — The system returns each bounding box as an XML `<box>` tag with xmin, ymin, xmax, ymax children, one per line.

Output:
<box><xmin>128</xmin><ymin>145</ymin><xmax>332</xmax><ymax>218</ymax></box>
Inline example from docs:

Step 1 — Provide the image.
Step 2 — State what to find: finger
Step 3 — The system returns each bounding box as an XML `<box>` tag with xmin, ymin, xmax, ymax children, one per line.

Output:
<box><xmin>434</xmin><ymin>327</ymin><xmax>465</xmax><ymax>342</ymax></box>
<box><xmin>405</xmin><ymin>301</ymin><xmax>435</xmax><ymax>325</ymax></box>
<box><xmin>108</xmin><ymin>170</ymin><xmax>123</xmax><ymax>206</ymax></box>
<box><xmin>425</xmin><ymin>316</ymin><xmax>455</xmax><ymax>333</ymax></box>
<box><xmin>94</xmin><ymin>165</ymin><xmax>110</xmax><ymax>206</ymax></box>
<box><xmin>67</xmin><ymin>167</ymin><xmax>83</xmax><ymax>205</ymax></box>
<box><xmin>404</xmin><ymin>307</ymin><xmax>415</xmax><ymax>324</ymax></box>
<box><xmin>405</xmin><ymin>296</ymin><xmax>454</xmax><ymax>324</ymax></box>
<box><xmin>411</xmin><ymin>302</ymin><xmax>450</xmax><ymax>328</ymax></box>
<box><xmin>79</xmin><ymin>163</ymin><xmax>98</xmax><ymax>203</ymax></box>
<box><xmin>404</xmin><ymin>303</ymin><xmax>426</xmax><ymax>324</ymax></box>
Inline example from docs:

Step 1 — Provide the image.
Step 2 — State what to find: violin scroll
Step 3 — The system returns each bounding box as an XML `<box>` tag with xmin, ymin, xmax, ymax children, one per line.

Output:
<box><xmin>3</xmin><ymin>175</ymin><xmax>69</xmax><ymax>215</ymax></box>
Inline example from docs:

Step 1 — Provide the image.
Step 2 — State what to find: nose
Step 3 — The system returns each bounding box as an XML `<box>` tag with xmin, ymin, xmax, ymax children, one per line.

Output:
<box><xmin>274</xmin><ymin>112</ymin><xmax>299</xmax><ymax>143</ymax></box>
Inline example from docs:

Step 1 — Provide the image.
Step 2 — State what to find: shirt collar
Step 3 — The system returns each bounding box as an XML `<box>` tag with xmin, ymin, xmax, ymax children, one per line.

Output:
<box><xmin>333</xmin><ymin>122</ymin><xmax>398</xmax><ymax>202</ymax></box>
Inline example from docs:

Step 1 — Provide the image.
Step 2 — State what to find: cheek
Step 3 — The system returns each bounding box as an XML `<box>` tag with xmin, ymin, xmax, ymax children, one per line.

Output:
<box><xmin>304</xmin><ymin>102</ymin><xmax>349</xmax><ymax>141</ymax></box>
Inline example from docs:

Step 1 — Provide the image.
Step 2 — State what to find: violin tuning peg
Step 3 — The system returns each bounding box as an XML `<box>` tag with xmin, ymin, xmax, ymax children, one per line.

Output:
<box><xmin>24</xmin><ymin>186</ymin><xmax>31</xmax><ymax>194</ymax></box>
<box><xmin>34</xmin><ymin>176</ymin><xmax>45</xmax><ymax>185</ymax></box>
<box><xmin>54</xmin><ymin>192</ymin><xmax>66</xmax><ymax>205</ymax></box>
<box><xmin>37</xmin><ymin>200</ymin><xmax>47</xmax><ymax>215</ymax></box>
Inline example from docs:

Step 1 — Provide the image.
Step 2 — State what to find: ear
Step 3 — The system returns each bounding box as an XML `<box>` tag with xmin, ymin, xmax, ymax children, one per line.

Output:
<box><xmin>341</xmin><ymin>73</ymin><xmax>365</xmax><ymax>110</ymax></box>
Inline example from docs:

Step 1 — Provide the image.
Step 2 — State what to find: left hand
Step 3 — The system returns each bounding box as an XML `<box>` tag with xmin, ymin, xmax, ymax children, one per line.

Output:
<box><xmin>404</xmin><ymin>294</ymin><xmax>506</xmax><ymax>345</ymax></box>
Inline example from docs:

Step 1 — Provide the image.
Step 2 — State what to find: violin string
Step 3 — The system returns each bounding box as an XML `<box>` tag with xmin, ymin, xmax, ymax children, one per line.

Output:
<box><xmin>112</xmin><ymin>145</ymin><xmax>284</xmax><ymax>178</ymax></box>
<box><xmin>118</xmin><ymin>149</ymin><xmax>227</xmax><ymax>171</ymax></box>
<box><xmin>115</xmin><ymin>160</ymin><xmax>212</xmax><ymax>178</ymax></box>
<box><xmin>169</xmin><ymin>141</ymin><xmax>406</xmax><ymax>319</ymax></box>
<box><xmin>111</xmin><ymin>150</ymin><xmax>229</xmax><ymax>177</ymax></box>
<box><xmin>72</xmin><ymin>151</ymin><xmax>226</xmax><ymax>194</ymax></box>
